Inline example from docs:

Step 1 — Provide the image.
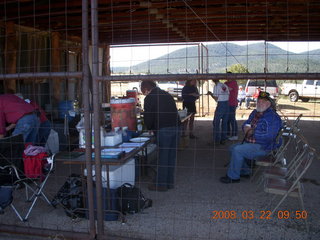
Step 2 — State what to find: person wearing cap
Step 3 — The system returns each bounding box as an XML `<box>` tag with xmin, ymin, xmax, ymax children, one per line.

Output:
<box><xmin>245</xmin><ymin>87</ymin><xmax>261</xmax><ymax>109</ymax></box>
<box><xmin>237</xmin><ymin>85</ymin><xmax>246</xmax><ymax>109</ymax></box>
<box><xmin>141</xmin><ymin>80</ymin><xmax>180</xmax><ymax>192</ymax></box>
<box><xmin>220</xmin><ymin>91</ymin><xmax>282</xmax><ymax>183</ymax></box>
<box><xmin>0</xmin><ymin>94</ymin><xmax>40</xmax><ymax>144</ymax></box>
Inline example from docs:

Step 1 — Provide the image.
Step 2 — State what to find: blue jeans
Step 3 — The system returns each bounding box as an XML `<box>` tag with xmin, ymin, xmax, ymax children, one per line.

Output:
<box><xmin>227</xmin><ymin>106</ymin><xmax>238</xmax><ymax>137</ymax></box>
<box><xmin>238</xmin><ymin>98</ymin><xmax>245</xmax><ymax>107</ymax></box>
<box><xmin>156</xmin><ymin>126</ymin><xmax>179</xmax><ymax>187</ymax></box>
<box><xmin>12</xmin><ymin>113</ymin><xmax>40</xmax><ymax>144</ymax></box>
<box><xmin>227</xmin><ymin>143</ymin><xmax>269</xmax><ymax>179</ymax></box>
<box><xmin>37</xmin><ymin>120</ymin><xmax>51</xmax><ymax>146</ymax></box>
<box><xmin>213</xmin><ymin>101</ymin><xmax>229</xmax><ymax>142</ymax></box>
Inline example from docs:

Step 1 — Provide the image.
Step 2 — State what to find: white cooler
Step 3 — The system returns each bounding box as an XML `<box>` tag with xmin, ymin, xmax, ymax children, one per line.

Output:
<box><xmin>84</xmin><ymin>158</ymin><xmax>135</xmax><ymax>189</ymax></box>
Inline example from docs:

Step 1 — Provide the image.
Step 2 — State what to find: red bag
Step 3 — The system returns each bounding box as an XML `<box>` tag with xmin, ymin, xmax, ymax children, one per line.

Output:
<box><xmin>23</xmin><ymin>152</ymin><xmax>48</xmax><ymax>179</ymax></box>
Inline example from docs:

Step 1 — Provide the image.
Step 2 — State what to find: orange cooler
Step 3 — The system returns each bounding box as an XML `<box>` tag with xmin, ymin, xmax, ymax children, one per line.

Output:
<box><xmin>110</xmin><ymin>98</ymin><xmax>137</xmax><ymax>131</ymax></box>
<box><xmin>126</xmin><ymin>90</ymin><xmax>138</xmax><ymax>103</ymax></box>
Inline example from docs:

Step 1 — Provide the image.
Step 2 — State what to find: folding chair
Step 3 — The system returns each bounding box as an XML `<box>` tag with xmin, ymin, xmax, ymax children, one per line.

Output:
<box><xmin>0</xmin><ymin>134</ymin><xmax>56</xmax><ymax>221</ymax></box>
<box><xmin>250</xmin><ymin>128</ymin><xmax>295</xmax><ymax>181</ymax></box>
<box><xmin>282</xmin><ymin>113</ymin><xmax>302</xmax><ymax>137</ymax></box>
<box><xmin>263</xmin><ymin>144</ymin><xmax>315</xmax><ymax>231</ymax></box>
<box><xmin>0</xmin><ymin>165</ymin><xmax>26</xmax><ymax>221</ymax></box>
<box><xmin>262</xmin><ymin>138</ymin><xmax>307</xmax><ymax>181</ymax></box>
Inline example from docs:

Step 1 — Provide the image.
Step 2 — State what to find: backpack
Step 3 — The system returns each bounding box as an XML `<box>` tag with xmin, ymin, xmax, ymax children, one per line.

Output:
<box><xmin>51</xmin><ymin>174</ymin><xmax>86</xmax><ymax>219</ymax></box>
<box><xmin>117</xmin><ymin>183</ymin><xmax>152</xmax><ymax>214</ymax></box>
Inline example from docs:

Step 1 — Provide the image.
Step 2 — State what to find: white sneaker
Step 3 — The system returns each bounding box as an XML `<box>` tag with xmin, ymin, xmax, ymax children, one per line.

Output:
<box><xmin>228</xmin><ymin>136</ymin><xmax>238</xmax><ymax>141</ymax></box>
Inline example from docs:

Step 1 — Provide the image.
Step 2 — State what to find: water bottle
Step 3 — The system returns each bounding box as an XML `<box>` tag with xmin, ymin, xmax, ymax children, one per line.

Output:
<box><xmin>122</xmin><ymin>126</ymin><xmax>129</xmax><ymax>142</ymax></box>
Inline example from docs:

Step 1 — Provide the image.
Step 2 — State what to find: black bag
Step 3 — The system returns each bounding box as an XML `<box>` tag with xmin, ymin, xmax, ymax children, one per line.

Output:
<box><xmin>51</xmin><ymin>174</ymin><xmax>86</xmax><ymax>219</ymax></box>
<box><xmin>0</xmin><ymin>186</ymin><xmax>13</xmax><ymax>213</ymax></box>
<box><xmin>117</xmin><ymin>183</ymin><xmax>152</xmax><ymax>214</ymax></box>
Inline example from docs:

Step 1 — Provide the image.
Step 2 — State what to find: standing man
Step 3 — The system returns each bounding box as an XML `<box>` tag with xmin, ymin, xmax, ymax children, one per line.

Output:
<box><xmin>220</xmin><ymin>91</ymin><xmax>282</xmax><ymax>183</ymax></box>
<box><xmin>0</xmin><ymin>94</ymin><xmax>40</xmax><ymax>144</ymax></box>
<box><xmin>225</xmin><ymin>78</ymin><xmax>239</xmax><ymax>141</ymax></box>
<box><xmin>141</xmin><ymin>80</ymin><xmax>180</xmax><ymax>192</ymax></box>
<box><xmin>208</xmin><ymin>79</ymin><xmax>230</xmax><ymax>145</ymax></box>
<box><xmin>182</xmin><ymin>79</ymin><xmax>199</xmax><ymax>139</ymax></box>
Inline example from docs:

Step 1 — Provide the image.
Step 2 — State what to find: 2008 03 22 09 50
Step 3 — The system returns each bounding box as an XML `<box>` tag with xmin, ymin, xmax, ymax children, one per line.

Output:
<box><xmin>211</xmin><ymin>210</ymin><xmax>308</xmax><ymax>220</ymax></box>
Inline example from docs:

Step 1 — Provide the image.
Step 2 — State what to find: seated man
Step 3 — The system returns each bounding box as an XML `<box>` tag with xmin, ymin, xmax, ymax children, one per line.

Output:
<box><xmin>245</xmin><ymin>87</ymin><xmax>261</xmax><ymax>109</ymax></box>
<box><xmin>220</xmin><ymin>91</ymin><xmax>282</xmax><ymax>184</ymax></box>
<box><xmin>237</xmin><ymin>85</ymin><xmax>246</xmax><ymax>109</ymax></box>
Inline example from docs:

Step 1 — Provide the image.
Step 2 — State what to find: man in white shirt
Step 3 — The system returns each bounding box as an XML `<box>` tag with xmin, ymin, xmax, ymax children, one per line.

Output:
<box><xmin>208</xmin><ymin>79</ymin><xmax>230</xmax><ymax>145</ymax></box>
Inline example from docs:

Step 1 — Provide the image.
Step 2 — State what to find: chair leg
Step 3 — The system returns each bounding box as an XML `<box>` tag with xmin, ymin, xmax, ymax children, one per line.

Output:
<box><xmin>23</xmin><ymin>176</ymin><xmax>53</xmax><ymax>220</ymax></box>
<box><xmin>10</xmin><ymin>204</ymin><xmax>25</xmax><ymax>222</ymax></box>
<box><xmin>297</xmin><ymin>184</ymin><xmax>309</xmax><ymax>232</ymax></box>
<box><xmin>250</xmin><ymin>165</ymin><xmax>261</xmax><ymax>182</ymax></box>
<box><xmin>255</xmin><ymin>174</ymin><xmax>265</xmax><ymax>192</ymax></box>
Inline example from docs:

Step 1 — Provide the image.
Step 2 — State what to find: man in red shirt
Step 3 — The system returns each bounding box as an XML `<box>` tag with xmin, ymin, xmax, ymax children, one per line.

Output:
<box><xmin>225</xmin><ymin>78</ymin><xmax>239</xmax><ymax>140</ymax></box>
<box><xmin>0</xmin><ymin>94</ymin><xmax>40</xmax><ymax>144</ymax></box>
<box><xmin>245</xmin><ymin>87</ymin><xmax>262</xmax><ymax>109</ymax></box>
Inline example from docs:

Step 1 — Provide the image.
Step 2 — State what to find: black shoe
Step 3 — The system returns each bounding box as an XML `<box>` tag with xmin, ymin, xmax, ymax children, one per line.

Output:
<box><xmin>240</xmin><ymin>174</ymin><xmax>251</xmax><ymax>179</ymax></box>
<box><xmin>220</xmin><ymin>176</ymin><xmax>240</xmax><ymax>184</ymax></box>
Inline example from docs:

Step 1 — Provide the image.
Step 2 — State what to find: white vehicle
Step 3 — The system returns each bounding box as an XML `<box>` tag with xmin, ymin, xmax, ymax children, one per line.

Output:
<box><xmin>245</xmin><ymin>79</ymin><xmax>279</xmax><ymax>99</ymax></box>
<box><xmin>281</xmin><ymin>80</ymin><xmax>320</xmax><ymax>102</ymax></box>
<box><xmin>157</xmin><ymin>81</ymin><xmax>184</xmax><ymax>100</ymax></box>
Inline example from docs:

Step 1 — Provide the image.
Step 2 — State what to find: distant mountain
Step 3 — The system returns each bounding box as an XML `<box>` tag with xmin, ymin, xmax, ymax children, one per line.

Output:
<box><xmin>111</xmin><ymin>43</ymin><xmax>320</xmax><ymax>74</ymax></box>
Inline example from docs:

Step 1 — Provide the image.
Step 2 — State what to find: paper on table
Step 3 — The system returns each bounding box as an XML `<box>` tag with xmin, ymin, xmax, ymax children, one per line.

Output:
<box><xmin>118</xmin><ymin>142</ymin><xmax>144</xmax><ymax>148</ymax></box>
<box><xmin>101</xmin><ymin>148</ymin><xmax>135</xmax><ymax>153</ymax></box>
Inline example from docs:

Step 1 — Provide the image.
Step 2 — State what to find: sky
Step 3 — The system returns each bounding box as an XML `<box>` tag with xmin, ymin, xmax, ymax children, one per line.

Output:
<box><xmin>110</xmin><ymin>41</ymin><xmax>320</xmax><ymax>67</ymax></box>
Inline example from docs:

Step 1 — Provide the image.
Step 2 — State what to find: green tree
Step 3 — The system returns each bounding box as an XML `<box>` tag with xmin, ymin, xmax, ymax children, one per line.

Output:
<box><xmin>228</xmin><ymin>64</ymin><xmax>249</xmax><ymax>86</ymax></box>
<box><xmin>229</xmin><ymin>63</ymin><xmax>249</xmax><ymax>73</ymax></box>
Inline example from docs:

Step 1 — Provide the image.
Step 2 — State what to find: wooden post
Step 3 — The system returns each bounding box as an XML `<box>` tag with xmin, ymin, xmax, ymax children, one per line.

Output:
<box><xmin>4</xmin><ymin>21</ymin><xmax>17</xmax><ymax>92</ymax></box>
<box><xmin>51</xmin><ymin>32</ymin><xmax>61</xmax><ymax>103</ymax></box>
<box><xmin>103</xmin><ymin>45</ymin><xmax>111</xmax><ymax>103</ymax></box>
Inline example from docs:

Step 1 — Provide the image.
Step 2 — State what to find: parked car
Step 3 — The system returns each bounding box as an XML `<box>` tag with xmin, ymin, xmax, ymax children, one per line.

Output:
<box><xmin>157</xmin><ymin>81</ymin><xmax>184</xmax><ymax>100</ymax></box>
<box><xmin>281</xmin><ymin>80</ymin><xmax>320</xmax><ymax>102</ymax></box>
<box><xmin>245</xmin><ymin>79</ymin><xmax>279</xmax><ymax>99</ymax></box>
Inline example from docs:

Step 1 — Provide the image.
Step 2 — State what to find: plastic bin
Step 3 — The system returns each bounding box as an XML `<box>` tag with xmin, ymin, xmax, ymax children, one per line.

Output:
<box><xmin>84</xmin><ymin>158</ymin><xmax>135</xmax><ymax>189</ymax></box>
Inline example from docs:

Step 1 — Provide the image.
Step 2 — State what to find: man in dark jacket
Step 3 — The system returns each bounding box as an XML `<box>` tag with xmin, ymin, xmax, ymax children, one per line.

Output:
<box><xmin>220</xmin><ymin>91</ymin><xmax>282</xmax><ymax>183</ymax></box>
<box><xmin>141</xmin><ymin>80</ymin><xmax>180</xmax><ymax>192</ymax></box>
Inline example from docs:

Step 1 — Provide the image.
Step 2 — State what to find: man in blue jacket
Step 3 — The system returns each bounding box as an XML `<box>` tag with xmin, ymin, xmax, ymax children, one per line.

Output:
<box><xmin>220</xmin><ymin>91</ymin><xmax>282</xmax><ymax>183</ymax></box>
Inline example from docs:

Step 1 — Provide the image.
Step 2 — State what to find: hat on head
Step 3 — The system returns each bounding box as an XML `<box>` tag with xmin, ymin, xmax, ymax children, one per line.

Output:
<box><xmin>258</xmin><ymin>91</ymin><xmax>276</xmax><ymax>108</ymax></box>
<box><xmin>258</xmin><ymin>91</ymin><xmax>271</xmax><ymax>101</ymax></box>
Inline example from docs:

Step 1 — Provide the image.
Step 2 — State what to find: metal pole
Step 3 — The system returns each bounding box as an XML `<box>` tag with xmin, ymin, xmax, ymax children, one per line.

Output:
<box><xmin>82</xmin><ymin>0</ymin><xmax>96</xmax><ymax>239</ymax></box>
<box><xmin>0</xmin><ymin>72</ymin><xmax>82</xmax><ymax>80</ymax></box>
<box><xmin>98</xmin><ymin>73</ymin><xmax>320</xmax><ymax>82</ymax></box>
<box><xmin>91</xmin><ymin>0</ymin><xmax>104</xmax><ymax>237</ymax></box>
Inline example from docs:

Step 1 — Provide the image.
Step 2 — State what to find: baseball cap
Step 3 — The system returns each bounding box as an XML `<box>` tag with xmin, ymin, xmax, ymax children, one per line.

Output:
<box><xmin>258</xmin><ymin>91</ymin><xmax>276</xmax><ymax>109</ymax></box>
<box><xmin>258</xmin><ymin>91</ymin><xmax>271</xmax><ymax>100</ymax></box>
